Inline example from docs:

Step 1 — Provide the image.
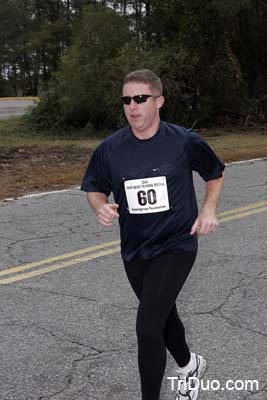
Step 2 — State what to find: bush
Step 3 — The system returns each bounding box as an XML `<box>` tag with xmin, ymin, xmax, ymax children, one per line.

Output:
<box><xmin>26</xmin><ymin>89</ymin><xmax>64</xmax><ymax>131</ymax></box>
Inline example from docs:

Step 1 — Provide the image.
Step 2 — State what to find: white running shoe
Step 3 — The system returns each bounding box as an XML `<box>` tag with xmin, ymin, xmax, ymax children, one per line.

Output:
<box><xmin>175</xmin><ymin>353</ymin><xmax>206</xmax><ymax>400</ymax></box>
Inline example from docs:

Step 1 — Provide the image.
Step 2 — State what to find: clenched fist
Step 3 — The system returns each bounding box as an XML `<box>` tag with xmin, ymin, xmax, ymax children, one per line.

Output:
<box><xmin>96</xmin><ymin>203</ymin><xmax>120</xmax><ymax>227</ymax></box>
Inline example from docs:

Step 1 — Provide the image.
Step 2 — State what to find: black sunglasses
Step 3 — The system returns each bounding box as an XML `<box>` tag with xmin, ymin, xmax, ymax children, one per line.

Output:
<box><xmin>121</xmin><ymin>94</ymin><xmax>159</xmax><ymax>105</ymax></box>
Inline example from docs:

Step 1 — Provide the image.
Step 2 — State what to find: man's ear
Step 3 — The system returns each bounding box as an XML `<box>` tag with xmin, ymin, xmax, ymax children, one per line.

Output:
<box><xmin>157</xmin><ymin>95</ymin><xmax>165</xmax><ymax>109</ymax></box>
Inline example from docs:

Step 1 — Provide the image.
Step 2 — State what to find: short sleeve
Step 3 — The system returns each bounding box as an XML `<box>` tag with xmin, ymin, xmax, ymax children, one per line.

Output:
<box><xmin>186</xmin><ymin>130</ymin><xmax>225</xmax><ymax>182</ymax></box>
<box><xmin>81</xmin><ymin>143</ymin><xmax>112</xmax><ymax>196</ymax></box>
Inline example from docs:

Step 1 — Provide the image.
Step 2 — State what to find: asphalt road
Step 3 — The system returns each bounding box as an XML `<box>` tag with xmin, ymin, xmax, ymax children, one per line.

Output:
<box><xmin>0</xmin><ymin>159</ymin><xmax>266</xmax><ymax>400</ymax></box>
<box><xmin>0</xmin><ymin>99</ymin><xmax>36</xmax><ymax>119</ymax></box>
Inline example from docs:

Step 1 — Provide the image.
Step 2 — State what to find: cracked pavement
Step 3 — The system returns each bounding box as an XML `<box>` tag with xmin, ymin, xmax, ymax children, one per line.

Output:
<box><xmin>0</xmin><ymin>159</ymin><xmax>266</xmax><ymax>399</ymax></box>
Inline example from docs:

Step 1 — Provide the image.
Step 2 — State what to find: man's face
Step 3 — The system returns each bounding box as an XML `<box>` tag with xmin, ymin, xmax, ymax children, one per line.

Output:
<box><xmin>122</xmin><ymin>82</ymin><xmax>164</xmax><ymax>135</ymax></box>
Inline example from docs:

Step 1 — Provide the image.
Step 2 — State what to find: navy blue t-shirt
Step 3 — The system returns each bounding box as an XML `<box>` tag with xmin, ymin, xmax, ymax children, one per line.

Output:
<box><xmin>81</xmin><ymin>121</ymin><xmax>225</xmax><ymax>261</ymax></box>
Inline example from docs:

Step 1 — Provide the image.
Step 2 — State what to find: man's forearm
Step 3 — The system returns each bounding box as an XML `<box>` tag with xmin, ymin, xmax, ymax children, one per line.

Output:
<box><xmin>201</xmin><ymin>173</ymin><xmax>224</xmax><ymax>213</ymax></box>
<box><xmin>86</xmin><ymin>192</ymin><xmax>119</xmax><ymax>226</ymax></box>
<box><xmin>87</xmin><ymin>192</ymin><xmax>108</xmax><ymax>213</ymax></box>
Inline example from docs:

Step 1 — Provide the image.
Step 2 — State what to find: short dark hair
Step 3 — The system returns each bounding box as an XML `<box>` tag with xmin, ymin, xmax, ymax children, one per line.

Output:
<box><xmin>123</xmin><ymin>69</ymin><xmax>163</xmax><ymax>95</ymax></box>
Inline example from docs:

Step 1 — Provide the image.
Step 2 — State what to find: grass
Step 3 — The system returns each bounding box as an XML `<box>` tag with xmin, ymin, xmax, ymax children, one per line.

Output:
<box><xmin>0</xmin><ymin>117</ymin><xmax>101</xmax><ymax>149</ymax></box>
<box><xmin>0</xmin><ymin>117</ymin><xmax>266</xmax><ymax>200</ymax></box>
<box><xmin>205</xmin><ymin>131</ymin><xmax>267</xmax><ymax>162</ymax></box>
<box><xmin>1</xmin><ymin>117</ymin><xmax>267</xmax><ymax>156</ymax></box>
<box><xmin>0</xmin><ymin>117</ymin><xmax>101</xmax><ymax>199</ymax></box>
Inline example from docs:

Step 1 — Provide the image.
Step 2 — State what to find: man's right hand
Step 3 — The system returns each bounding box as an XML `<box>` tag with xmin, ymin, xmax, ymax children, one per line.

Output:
<box><xmin>96</xmin><ymin>203</ymin><xmax>120</xmax><ymax>227</ymax></box>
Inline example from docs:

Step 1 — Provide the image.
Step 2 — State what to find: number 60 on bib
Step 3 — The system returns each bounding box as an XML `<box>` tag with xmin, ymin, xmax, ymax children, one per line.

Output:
<box><xmin>124</xmin><ymin>176</ymin><xmax>170</xmax><ymax>214</ymax></box>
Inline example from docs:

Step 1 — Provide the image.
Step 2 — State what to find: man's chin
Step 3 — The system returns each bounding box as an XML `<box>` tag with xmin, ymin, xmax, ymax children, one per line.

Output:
<box><xmin>130</xmin><ymin>121</ymin><xmax>144</xmax><ymax>130</ymax></box>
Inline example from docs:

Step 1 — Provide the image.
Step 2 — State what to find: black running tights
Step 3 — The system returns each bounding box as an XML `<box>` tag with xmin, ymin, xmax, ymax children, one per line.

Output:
<box><xmin>123</xmin><ymin>251</ymin><xmax>197</xmax><ymax>400</ymax></box>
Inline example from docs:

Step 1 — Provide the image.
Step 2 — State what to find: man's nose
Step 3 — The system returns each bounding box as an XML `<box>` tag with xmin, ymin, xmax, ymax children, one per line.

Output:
<box><xmin>129</xmin><ymin>99</ymin><xmax>138</xmax><ymax>110</ymax></box>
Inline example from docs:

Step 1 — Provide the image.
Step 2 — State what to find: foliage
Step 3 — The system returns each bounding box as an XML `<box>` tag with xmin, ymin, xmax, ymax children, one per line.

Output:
<box><xmin>29</xmin><ymin>5</ymin><xmax>131</xmax><ymax>131</ymax></box>
<box><xmin>1</xmin><ymin>0</ymin><xmax>267</xmax><ymax>131</ymax></box>
<box><xmin>25</xmin><ymin>90</ymin><xmax>64</xmax><ymax>131</ymax></box>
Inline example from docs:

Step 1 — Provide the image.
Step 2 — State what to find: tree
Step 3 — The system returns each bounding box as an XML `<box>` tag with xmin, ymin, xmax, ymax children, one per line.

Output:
<box><xmin>26</xmin><ymin>0</ymin><xmax>267</xmax><ymax>129</ymax></box>
<box><xmin>28</xmin><ymin>5</ymin><xmax>131</xmax><ymax>130</ymax></box>
<box><xmin>0</xmin><ymin>0</ymin><xmax>73</xmax><ymax>96</ymax></box>
<box><xmin>0</xmin><ymin>75</ymin><xmax>14</xmax><ymax>96</ymax></box>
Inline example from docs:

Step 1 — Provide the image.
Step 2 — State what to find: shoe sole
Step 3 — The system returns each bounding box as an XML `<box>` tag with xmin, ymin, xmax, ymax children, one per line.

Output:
<box><xmin>198</xmin><ymin>358</ymin><xmax>206</xmax><ymax>380</ymax></box>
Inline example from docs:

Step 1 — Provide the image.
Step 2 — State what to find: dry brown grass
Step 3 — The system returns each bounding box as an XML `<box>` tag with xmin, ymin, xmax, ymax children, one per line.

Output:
<box><xmin>205</xmin><ymin>131</ymin><xmax>267</xmax><ymax>162</ymax></box>
<box><xmin>0</xmin><ymin>146</ymin><xmax>92</xmax><ymax>200</ymax></box>
<box><xmin>0</xmin><ymin>125</ymin><xmax>266</xmax><ymax>201</ymax></box>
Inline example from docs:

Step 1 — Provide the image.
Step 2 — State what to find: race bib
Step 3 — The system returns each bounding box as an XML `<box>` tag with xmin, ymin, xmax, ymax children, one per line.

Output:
<box><xmin>124</xmin><ymin>176</ymin><xmax>170</xmax><ymax>214</ymax></box>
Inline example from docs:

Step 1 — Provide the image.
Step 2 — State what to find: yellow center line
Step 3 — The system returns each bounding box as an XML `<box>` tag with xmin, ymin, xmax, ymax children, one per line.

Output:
<box><xmin>0</xmin><ymin>247</ymin><xmax>121</xmax><ymax>285</ymax></box>
<box><xmin>0</xmin><ymin>200</ymin><xmax>266</xmax><ymax>285</ymax></box>
<box><xmin>0</xmin><ymin>239</ymin><xmax>120</xmax><ymax>277</ymax></box>
<box><xmin>216</xmin><ymin>200</ymin><xmax>267</xmax><ymax>217</ymax></box>
<box><xmin>0</xmin><ymin>97</ymin><xmax>40</xmax><ymax>101</ymax></box>
<box><xmin>218</xmin><ymin>205</ymin><xmax>267</xmax><ymax>223</ymax></box>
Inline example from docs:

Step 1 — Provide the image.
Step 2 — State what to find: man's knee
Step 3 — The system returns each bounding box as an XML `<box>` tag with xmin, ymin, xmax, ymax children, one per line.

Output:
<box><xmin>136</xmin><ymin>317</ymin><xmax>163</xmax><ymax>344</ymax></box>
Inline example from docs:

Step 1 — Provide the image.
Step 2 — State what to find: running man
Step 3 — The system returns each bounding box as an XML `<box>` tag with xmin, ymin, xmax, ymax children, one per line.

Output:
<box><xmin>81</xmin><ymin>69</ymin><xmax>225</xmax><ymax>400</ymax></box>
